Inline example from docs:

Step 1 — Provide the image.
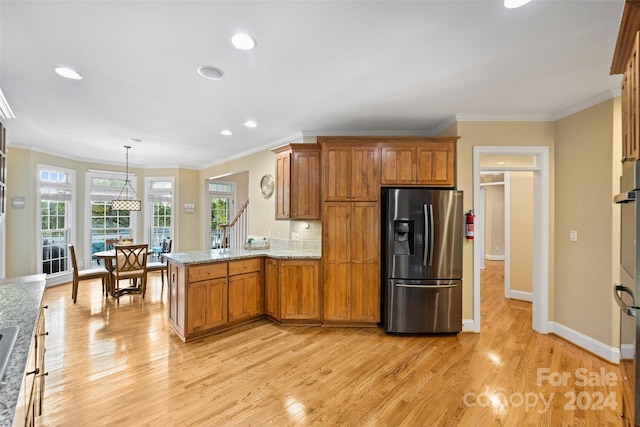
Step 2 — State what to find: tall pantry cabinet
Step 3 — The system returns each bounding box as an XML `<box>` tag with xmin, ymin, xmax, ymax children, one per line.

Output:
<box><xmin>319</xmin><ymin>137</ymin><xmax>380</xmax><ymax>324</ymax></box>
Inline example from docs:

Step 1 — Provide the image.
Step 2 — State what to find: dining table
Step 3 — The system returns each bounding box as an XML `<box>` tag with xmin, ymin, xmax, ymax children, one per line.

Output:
<box><xmin>93</xmin><ymin>249</ymin><xmax>147</xmax><ymax>297</ymax></box>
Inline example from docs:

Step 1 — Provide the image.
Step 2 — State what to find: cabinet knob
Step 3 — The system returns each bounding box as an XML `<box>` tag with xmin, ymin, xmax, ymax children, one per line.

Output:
<box><xmin>622</xmin><ymin>156</ymin><xmax>628</xmax><ymax>162</ymax></box>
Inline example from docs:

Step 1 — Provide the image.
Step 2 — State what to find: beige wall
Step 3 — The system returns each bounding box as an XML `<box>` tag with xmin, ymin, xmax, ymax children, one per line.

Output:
<box><xmin>484</xmin><ymin>184</ymin><xmax>505</xmax><ymax>258</ymax></box>
<box><xmin>554</xmin><ymin>99</ymin><xmax>618</xmax><ymax>346</ymax></box>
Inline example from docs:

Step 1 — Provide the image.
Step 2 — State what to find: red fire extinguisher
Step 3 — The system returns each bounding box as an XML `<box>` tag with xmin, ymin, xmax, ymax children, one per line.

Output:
<box><xmin>465</xmin><ymin>210</ymin><xmax>475</xmax><ymax>240</ymax></box>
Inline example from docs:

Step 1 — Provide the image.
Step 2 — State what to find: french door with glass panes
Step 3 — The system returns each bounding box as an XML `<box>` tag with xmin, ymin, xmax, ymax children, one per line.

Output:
<box><xmin>209</xmin><ymin>182</ymin><xmax>235</xmax><ymax>249</ymax></box>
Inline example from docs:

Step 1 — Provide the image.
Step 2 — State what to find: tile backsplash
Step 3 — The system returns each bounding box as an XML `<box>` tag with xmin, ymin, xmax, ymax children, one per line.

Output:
<box><xmin>251</xmin><ymin>220</ymin><xmax>321</xmax><ymax>250</ymax></box>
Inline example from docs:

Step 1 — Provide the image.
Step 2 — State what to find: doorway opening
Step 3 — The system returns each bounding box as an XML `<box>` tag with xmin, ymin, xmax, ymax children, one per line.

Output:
<box><xmin>472</xmin><ymin>146</ymin><xmax>549</xmax><ymax>334</ymax></box>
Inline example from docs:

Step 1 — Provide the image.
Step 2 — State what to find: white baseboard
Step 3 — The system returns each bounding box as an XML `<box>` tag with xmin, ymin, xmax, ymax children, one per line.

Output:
<box><xmin>45</xmin><ymin>272</ymin><xmax>72</xmax><ymax>287</ymax></box>
<box><xmin>549</xmin><ymin>321</ymin><xmax>619</xmax><ymax>364</ymax></box>
<box><xmin>509</xmin><ymin>290</ymin><xmax>533</xmax><ymax>302</ymax></box>
<box><xmin>622</xmin><ymin>344</ymin><xmax>634</xmax><ymax>359</ymax></box>
<box><xmin>485</xmin><ymin>254</ymin><xmax>505</xmax><ymax>261</ymax></box>
<box><xmin>462</xmin><ymin>318</ymin><xmax>478</xmax><ymax>333</ymax></box>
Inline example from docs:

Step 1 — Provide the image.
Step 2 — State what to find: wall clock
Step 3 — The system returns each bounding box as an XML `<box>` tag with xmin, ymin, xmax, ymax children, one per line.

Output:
<box><xmin>260</xmin><ymin>174</ymin><xmax>274</xmax><ymax>198</ymax></box>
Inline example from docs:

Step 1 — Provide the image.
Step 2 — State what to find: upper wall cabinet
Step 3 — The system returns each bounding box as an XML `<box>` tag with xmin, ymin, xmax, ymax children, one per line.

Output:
<box><xmin>319</xmin><ymin>137</ymin><xmax>380</xmax><ymax>201</ymax></box>
<box><xmin>380</xmin><ymin>138</ymin><xmax>457</xmax><ymax>187</ymax></box>
<box><xmin>611</xmin><ymin>1</ymin><xmax>640</xmax><ymax>169</ymax></box>
<box><xmin>272</xmin><ymin>143</ymin><xmax>321</xmax><ymax>220</ymax></box>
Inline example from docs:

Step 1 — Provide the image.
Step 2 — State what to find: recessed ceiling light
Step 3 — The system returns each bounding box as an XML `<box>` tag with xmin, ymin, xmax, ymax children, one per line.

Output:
<box><xmin>128</xmin><ymin>138</ymin><xmax>143</xmax><ymax>143</ymax></box>
<box><xmin>221</xmin><ymin>129</ymin><xmax>232</xmax><ymax>136</ymax></box>
<box><xmin>496</xmin><ymin>161</ymin><xmax>506</xmax><ymax>165</ymax></box>
<box><xmin>504</xmin><ymin>0</ymin><xmax>532</xmax><ymax>8</ymax></box>
<box><xmin>197</xmin><ymin>66</ymin><xmax>225</xmax><ymax>80</ymax></box>
<box><xmin>231</xmin><ymin>33</ymin><xmax>256</xmax><ymax>50</ymax></box>
<box><xmin>244</xmin><ymin>120</ymin><xmax>257</xmax><ymax>128</ymax></box>
<box><xmin>54</xmin><ymin>66</ymin><xmax>83</xmax><ymax>80</ymax></box>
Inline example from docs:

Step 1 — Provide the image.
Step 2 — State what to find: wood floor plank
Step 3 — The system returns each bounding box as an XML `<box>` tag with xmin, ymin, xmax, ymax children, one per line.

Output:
<box><xmin>36</xmin><ymin>263</ymin><xmax>623</xmax><ymax>426</ymax></box>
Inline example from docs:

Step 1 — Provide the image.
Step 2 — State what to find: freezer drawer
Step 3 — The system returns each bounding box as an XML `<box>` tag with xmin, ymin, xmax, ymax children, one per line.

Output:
<box><xmin>384</xmin><ymin>279</ymin><xmax>462</xmax><ymax>334</ymax></box>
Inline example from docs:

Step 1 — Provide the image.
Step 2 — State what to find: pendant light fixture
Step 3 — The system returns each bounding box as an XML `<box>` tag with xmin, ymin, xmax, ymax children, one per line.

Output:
<box><xmin>111</xmin><ymin>145</ymin><xmax>141</xmax><ymax>211</ymax></box>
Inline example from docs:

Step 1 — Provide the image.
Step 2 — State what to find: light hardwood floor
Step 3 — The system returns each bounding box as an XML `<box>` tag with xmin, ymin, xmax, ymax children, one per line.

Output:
<box><xmin>37</xmin><ymin>262</ymin><xmax>623</xmax><ymax>426</ymax></box>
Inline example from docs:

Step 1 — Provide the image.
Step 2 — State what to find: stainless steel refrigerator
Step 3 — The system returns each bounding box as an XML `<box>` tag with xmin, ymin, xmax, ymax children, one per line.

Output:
<box><xmin>381</xmin><ymin>188</ymin><xmax>464</xmax><ymax>334</ymax></box>
<box><xmin>613</xmin><ymin>160</ymin><xmax>640</xmax><ymax>426</ymax></box>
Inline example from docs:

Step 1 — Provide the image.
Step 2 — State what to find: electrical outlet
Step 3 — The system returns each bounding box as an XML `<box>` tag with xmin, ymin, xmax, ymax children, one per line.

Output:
<box><xmin>291</xmin><ymin>232</ymin><xmax>300</xmax><ymax>241</ymax></box>
<box><xmin>569</xmin><ymin>230</ymin><xmax>578</xmax><ymax>242</ymax></box>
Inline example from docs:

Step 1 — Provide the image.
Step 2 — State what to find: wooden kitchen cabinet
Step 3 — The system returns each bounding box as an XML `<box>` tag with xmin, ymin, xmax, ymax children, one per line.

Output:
<box><xmin>380</xmin><ymin>139</ymin><xmax>456</xmax><ymax>187</ymax></box>
<box><xmin>620</xmin><ymin>31</ymin><xmax>640</xmax><ymax>168</ymax></box>
<box><xmin>320</xmin><ymin>139</ymin><xmax>380</xmax><ymax>201</ymax></box>
<box><xmin>264</xmin><ymin>258</ymin><xmax>320</xmax><ymax>323</ymax></box>
<box><xmin>264</xmin><ymin>259</ymin><xmax>279</xmax><ymax>319</ymax></box>
<box><xmin>228</xmin><ymin>258</ymin><xmax>263</xmax><ymax>322</ymax></box>
<box><xmin>15</xmin><ymin>305</ymin><xmax>47</xmax><ymax>427</ymax></box>
<box><xmin>187</xmin><ymin>277</ymin><xmax>228</xmax><ymax>335</ymax></box>
<box><xmin>185</xmin><ymin>263</ymin><xmax>228</xmax><ymax>336</ymax></box>
<box><xmin>272</xmin><ymin>143</ymin><xmax>321</xmax><ymax>220</ymax></box>
<box><xmin>323</xmin><ymin>201</ymin><xmax>380</xmax><ymax>324</ymax></box>
<box><xmin>168</xmin><ymin>257</ymin><xmax>263</xmax><ymax>341</ymax></box>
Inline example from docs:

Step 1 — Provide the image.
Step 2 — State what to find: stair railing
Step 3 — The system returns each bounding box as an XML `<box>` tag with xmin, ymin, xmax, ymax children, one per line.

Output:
<box><xmin>220</xmin><ymin>199</ymin><xmax>249</xmax><ymax>249</ymax></box>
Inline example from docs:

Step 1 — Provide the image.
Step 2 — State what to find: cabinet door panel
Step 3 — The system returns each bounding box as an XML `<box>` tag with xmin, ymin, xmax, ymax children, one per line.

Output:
<box><xmin>323</xmin><ymin>263</ymin><xmax>351</xmax><ymax>321</ymax></box>
<box><xmin>381</xmin><ymin>145</ymin><xmax>415</xmax><ymax>184</ymax></box>
<box><xmin>228</xmin><ymin>272</ymin><xmax>262</xmax><ymax>322</ymax></box>
<box><xmin>351</xmin><ymin>202</ymin><xmax>379</xmax><ymax>263</ymax></box>
<box><xmin>351</xmin><ymin>263</ymin><xmax>380</xmax><ymax>322</ymax></box>
<box><xmin>416</xmin><ymin>143</ymin><xmax>455</xmax><ymax>187</ymax></box>
<box><xmin>292</xmin><ymin>149</ymin><xmax>321</xmax><ymax>218</ymax></box>
<box><xmin>351</xmin><ymin>202</ymin><xmax>380</xmax><ymax>322</ymax></box>
<box><xmin>323</xmin><ymin>203</ymin><xmax>351</xmax><ymax>262</ymax></box>
<box><xmin>281</xmin><ymin>261</ymin><xmax>319</xmax><ymax>320</ymax></box>
<box><xmin>275</xmin><ymin>151</ymin><xmax>291</xmax><ymax>219</ymax></box>
<box><xmin>187</xmin><ymin>278</ymin><xmax>227</xmax><ymax>334</ymax></box>
<box><xmin>264</xmin><ymin>259</ymin><xmax>279</xmax><ymax>319</ymax></box>
<box><xmin>351</xmin><ymin>145</ymin><xmax>380</xmax><ymax>201</ymax></box>
<box><xmin>323</xmin><ymin>146</ymin><xmax>351</xmax><ymax>200</ymax></box>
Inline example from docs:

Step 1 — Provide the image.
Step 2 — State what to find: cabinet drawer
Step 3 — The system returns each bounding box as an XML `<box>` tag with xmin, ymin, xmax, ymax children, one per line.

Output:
<box><xmin>188</xmin><ymin>263</ymin><xmax>228</xmax><ymax>282</ymax></box>
<box><xmin>229</xmin><ymin>258</ymin><xmax>262</xmax><ymax>276</ymax></box>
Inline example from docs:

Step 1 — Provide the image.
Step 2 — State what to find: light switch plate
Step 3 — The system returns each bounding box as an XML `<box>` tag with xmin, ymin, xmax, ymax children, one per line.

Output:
<box><xmin>291</xmin><ymin>232</ymin><xmax>300</xmax><ymax>241</ymax></box>
<box><xmin>569</xmin><ymin>230</ymin><xmax>578</xmax><ymax>242</ymax></box>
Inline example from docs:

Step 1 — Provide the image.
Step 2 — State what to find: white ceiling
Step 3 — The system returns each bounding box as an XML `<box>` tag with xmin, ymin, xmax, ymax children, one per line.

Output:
<box><xmin>0</xmin><ymin>0</ymin><xmax>625</xmax><ymax>169</ymax></box>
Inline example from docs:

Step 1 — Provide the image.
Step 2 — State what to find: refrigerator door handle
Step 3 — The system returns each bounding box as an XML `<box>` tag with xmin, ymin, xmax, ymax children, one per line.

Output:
<box><xmin>423</xmin><ymin>204</ymin><xmax>434</xmax><ymax>267</ymax></box>
<box><xmin>396</xmin><ymin>283</ymin><xmax>457</xmax><ymax>289</ymax></box>
<box><xmin>614</xmin><ymin>283</ymin><xmax>639</xmax><ymax>316</ymax></box>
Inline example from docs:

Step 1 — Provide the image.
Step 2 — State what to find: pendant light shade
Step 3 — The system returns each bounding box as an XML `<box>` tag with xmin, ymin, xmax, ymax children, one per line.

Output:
<box><xmin>111</xmin><ymin>145</ymin><xmax>141</xmax><ymax>211</ymax></box>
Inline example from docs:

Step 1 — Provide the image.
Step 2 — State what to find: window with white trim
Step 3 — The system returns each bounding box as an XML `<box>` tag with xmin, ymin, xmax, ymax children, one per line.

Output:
<box><xmin>87</xmin><ymin>171</ymin><xmax>137</xmax><ymax>267</ymax></box>
<box><xmin>38</xmin><ymin>165</ymin><xmax>75</xmax><ymax>276</ymax></box>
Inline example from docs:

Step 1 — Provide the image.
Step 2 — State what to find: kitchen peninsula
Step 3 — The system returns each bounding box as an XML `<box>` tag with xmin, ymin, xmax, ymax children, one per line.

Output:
<box><xmin>164</xmin><ymin>247</ymin><xmax>321</xmax><ymax>342</ymax></box>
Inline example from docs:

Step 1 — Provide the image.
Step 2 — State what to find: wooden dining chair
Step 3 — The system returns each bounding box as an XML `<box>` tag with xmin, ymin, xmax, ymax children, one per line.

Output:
<box><xmin>111</xmin><ymin>244</ymin><xmax>149</xmax><ymax>302</ymax></box>
<box><xmin>146</xmin><ymin>239</ymin><xmax>172</xmax><ymax>296</ymax></box>
<box><xmin>96</xmin><ymin>239</ymin><xmax>120</xmax><ymax>266</ymax></box>
<box><xmin>68</xmin><ymin>244</ymin><xmax>110</xmax><ymax>304</ymax></box>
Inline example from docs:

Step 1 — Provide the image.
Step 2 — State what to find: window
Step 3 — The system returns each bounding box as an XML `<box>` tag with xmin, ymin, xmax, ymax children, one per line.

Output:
<box><xmin>87</xmin><ymin>171</ymin><xmax>137</xmax><ymax>267</ymax></box>
<box><xmin>38</xmin><ymin>165</ymin><xmax>74</xmax><ymax>276</ymax></box>
<box><xmin>145</xmin><ymin>177</ymin><xmax>174</xmax><ymax>259</ymax></box>
<box><xmin>209</xmin><ymin>181</ymin><xmax>234</xmax><ymax>248</ymax></box>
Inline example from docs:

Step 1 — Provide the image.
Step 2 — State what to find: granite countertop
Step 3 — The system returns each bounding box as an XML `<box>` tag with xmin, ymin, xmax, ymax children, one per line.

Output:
<box><xmin>0</xmin><ymin>274</ymin><xmax>47</xmax><ymax>427</ymax></box>
<box><xmin>164</xmin><ymin>247</ymin><xmax>321</xmax><ymax>265</ymax></box>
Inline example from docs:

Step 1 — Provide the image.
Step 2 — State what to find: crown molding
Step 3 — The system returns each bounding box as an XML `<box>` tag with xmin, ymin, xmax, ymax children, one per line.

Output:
<box><xmin>200</xmin><ymin>132</ymin><xmax>305</xmax><ymax>170</ymax></box>
<box><xmin>300</xmin><ymin>129</ymin><xmax>435</xmax><ymax>137</ymax></box>
<box><xmin>552</xmin><ymin>89</ymin><xmax>620</xmax><ymax>120</ymax></box>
